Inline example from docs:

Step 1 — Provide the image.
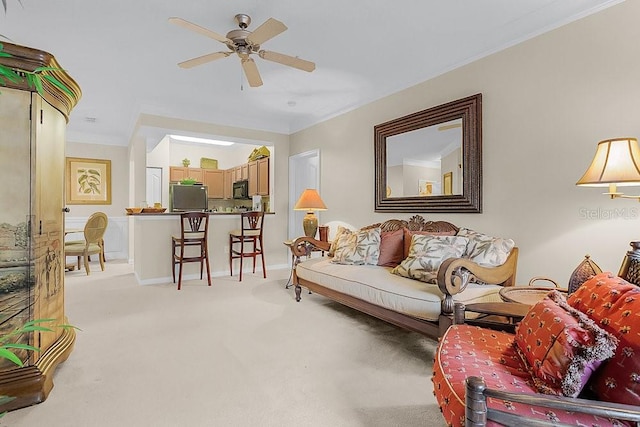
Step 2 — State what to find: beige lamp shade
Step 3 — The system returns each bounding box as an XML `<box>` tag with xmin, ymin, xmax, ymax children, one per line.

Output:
<box><xmin>294</xmin><ymin>189</ymin><xmax>327</xmax><ymax>211</ymax></box>
<box><xmin>577</xmin><ymin>137</ymin><xmax>640</xmax><ymax>187</ymax></box>
<box><xmin>294</xmin><ymin>189</ymin><xmax>327</xmax><ymax>238</ymax></box>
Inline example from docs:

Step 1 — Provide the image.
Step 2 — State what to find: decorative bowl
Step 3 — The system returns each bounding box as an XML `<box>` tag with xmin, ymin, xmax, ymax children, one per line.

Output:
<box><xmin>141</xmin><ymin>207</ymin><xmax>167</xmax><ymax>213</ymax></box>
<box><xmin>125</xmin><ymin>207</ymin><xmax>143</xmax><ymax>214</ymax></box>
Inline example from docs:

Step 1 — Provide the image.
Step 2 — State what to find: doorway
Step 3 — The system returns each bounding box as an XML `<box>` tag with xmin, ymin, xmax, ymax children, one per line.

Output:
<box><xmin>145</xmin><ymin>167</ymin><xmax>163</xmax><ymax>206</ymax></box>
<box><xmin>288</xmin><ymin>149</ymin><xmax>320</xmax><ymax>239</ymax></box>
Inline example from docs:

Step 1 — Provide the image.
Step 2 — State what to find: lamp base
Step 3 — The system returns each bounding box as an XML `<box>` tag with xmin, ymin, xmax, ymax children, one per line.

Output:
<box><xmin>302</xmin><ymin>212</ymin><xmax>318</xmax><ymax>238</ymax></box>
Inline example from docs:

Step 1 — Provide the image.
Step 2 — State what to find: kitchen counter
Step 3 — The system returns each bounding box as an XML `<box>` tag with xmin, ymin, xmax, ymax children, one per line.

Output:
<box><xmin>128</xmin><ymin>211</ymin><xmax>275</xmax><ymax>216</ymax></box>
<box><xmin>130</xmin><ymin>212</ymin><xmax>277</xmax><ymax>285</ymax></box>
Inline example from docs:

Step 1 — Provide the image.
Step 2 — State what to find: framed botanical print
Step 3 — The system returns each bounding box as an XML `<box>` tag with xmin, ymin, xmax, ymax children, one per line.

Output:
<box><xmin>65</xmin><ymin>157</ymin><xmax>112</xmax><ymax>205</ymax></box>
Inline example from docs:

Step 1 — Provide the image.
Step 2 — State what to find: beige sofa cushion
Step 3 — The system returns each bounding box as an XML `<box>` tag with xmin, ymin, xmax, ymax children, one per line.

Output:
<box><xmin>295</xmin><ymin>257</ymin><xmax>502</xmax><ymax>322</ymax></box>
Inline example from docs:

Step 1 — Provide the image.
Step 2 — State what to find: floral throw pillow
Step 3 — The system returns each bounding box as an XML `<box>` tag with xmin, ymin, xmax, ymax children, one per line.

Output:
<box><xmin>331</xmin><ymin>227</ymin><xmax>381</xmax><ymax>265</ymax></box>
<box><xmin>402</xmin><ymin>228</ymin><xmax>457</xmax><ymax>259</ymax></box>
<box><xmin>391</xmin><ymin>235</ymin><xmax>468</xmax><ymax>283</ymax></box>
<box><xmin>457</xmin><ymin>228</ymin><xmax>515</xmax><ymax>267</ymax></box>
<box><xmin>328</xmin><ymin>226</ymin><xmax>352</xmax><ymax>257</ymax></box>
<box><xmin>514</xmin><ymin>290</ymin><xmax>618</xmax><ymax>397</ymax></box>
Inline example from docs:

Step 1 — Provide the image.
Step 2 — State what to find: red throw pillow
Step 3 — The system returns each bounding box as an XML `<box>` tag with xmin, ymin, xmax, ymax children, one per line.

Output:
<box><xmin>402</xmin><ymin>228</ymin><xmax>456</xmax><ymax>259</ymax></box>
<box><xmin>567</xmin><ymin>273</ymin><xmax>640</xmax><ymax>405</ymax></box>
<box><xmin>377</xmin><ymin>228</ymin><xmax>404</xmax><ymax>267</ymax></box>
<box><xmin>514</xmin><ymin>290</ymin><xmax>618</xmax><ymax>397</ymax></box>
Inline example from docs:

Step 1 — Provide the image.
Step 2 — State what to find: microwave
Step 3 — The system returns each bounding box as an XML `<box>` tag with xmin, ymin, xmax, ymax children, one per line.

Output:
<box><xmin>233</xmin><ymin>180</ymin><xmax>250</xmax><ymax>199</ymax></box>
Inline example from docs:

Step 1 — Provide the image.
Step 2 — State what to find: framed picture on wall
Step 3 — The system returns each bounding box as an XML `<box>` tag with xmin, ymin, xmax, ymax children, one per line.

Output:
<box><xmin>418</xmin><ymin>179</ymin><xmax>433</xmax><ymax>196</ymax></box>
<box><xmin>443</xmin><ymin>172</ymin><xmax>453</xmax><ymax>196</ymax></box>
<box><xmin>65</xmin><ymin>157</ymin><xmax>112</xmax><ymax>205</ymax></box>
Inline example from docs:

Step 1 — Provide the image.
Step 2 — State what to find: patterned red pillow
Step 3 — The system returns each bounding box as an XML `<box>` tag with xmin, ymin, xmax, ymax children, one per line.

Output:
<box><xmin>514</xmin><ymin>290</ymin><xmax>618</xmax><ymax>397</ymax></box>
<box><xmin>567</xmin><ymin>272</ymin><xmax>640</xmax><ymax>405</ymax></box>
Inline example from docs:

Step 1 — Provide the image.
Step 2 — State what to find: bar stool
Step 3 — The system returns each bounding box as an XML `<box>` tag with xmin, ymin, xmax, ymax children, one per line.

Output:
<box><xmin>229</xmin><ymin>211</ymin><xmax>266</xmax><ymax>281</ymax></box>
<box><xmin>172</xmin><ymin>211</ymin><xmax>211</xmax><ymax>290</ymax></box>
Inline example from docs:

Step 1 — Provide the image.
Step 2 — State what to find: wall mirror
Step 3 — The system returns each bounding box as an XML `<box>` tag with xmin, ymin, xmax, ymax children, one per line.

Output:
<box><xmin>374</xmin><ymin>93</ymin><xmax>482</xmax><ymax>213</ymax></box>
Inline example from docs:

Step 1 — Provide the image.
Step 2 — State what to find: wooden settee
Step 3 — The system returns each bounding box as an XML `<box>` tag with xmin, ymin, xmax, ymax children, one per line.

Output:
<box><xmin>290</xmin><ymin>215</ymin><xmax>519</xmax><ymax>340</ymax></box>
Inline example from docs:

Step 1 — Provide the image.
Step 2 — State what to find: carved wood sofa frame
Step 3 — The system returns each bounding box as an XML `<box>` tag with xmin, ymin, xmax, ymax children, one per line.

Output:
<box><xmin>290</xmin><ymin>215</ymin><xmax>519</xmax><ymax>339</ymax></box>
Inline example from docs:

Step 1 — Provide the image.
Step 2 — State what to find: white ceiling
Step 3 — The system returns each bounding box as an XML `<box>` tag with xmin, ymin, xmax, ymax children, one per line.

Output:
<box><xmin>0</xmin><ymin>0</ymin><xmax>623</xmax><ymax>146</ymax></box>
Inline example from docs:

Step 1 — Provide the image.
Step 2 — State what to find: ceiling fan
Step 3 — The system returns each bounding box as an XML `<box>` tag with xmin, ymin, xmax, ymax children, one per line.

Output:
<box><xmin>169</xmin><ymin>14</ymin><xmax>316</xmax><ymax>88</ymax></box>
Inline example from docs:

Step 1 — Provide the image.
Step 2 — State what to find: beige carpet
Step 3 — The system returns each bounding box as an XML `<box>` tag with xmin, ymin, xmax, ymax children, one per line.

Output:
<box><xmin>1</xmin><ymin>260</ymin><xmax>446</xmax><ymax>427</ymax></box>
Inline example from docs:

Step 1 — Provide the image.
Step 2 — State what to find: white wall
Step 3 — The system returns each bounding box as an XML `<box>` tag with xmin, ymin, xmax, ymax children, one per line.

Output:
<box><xmin>167</xmin><ymin>140</ymin><xmax>257</xmax><ymax>170</ymax></box>
<box><xmin>289</xmin><ymin>1</ymin><xmax>640</xmax><ymax>284</ymax></box>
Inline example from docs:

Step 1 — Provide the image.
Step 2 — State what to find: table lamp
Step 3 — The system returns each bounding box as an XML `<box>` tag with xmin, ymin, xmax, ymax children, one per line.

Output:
<box><xmin>294</xmin><ymin>189</ymin><xmax>327</xmax><ymax>238</ymax></box>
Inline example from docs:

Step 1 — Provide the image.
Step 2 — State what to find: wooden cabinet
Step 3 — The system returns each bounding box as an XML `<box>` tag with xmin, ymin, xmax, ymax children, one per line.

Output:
<box><xmin>0</xmin><ymin>42</ymin><xmax>80</xmax><ymax>412</ymax></box>
<box><xmin>232</xmin><ymin>166</ymin><xmax>242</xmax><ymax>182</ymax></box>
<box><xmin>203</xmin><ymin>169</ymin><xmax>224</xmax><ymax>199</ymax></box>
<box><xmin>241</xmin><ymin>163</ymin><xmax>249</xmax><ymax>180</ymax></box>
<box><xmin>257</xmin><ymin>157</ymin><xmax>269</xmax><ymax>195</ymax></box>
<box><xmin>248</xmin><ymin>158</ymin><xmax>270</xmax><ymax>196</ymax></box>
<box><xmin>224</xmin><ymin>169</ymin><xmax>233</xmax><ymax>199</ymax></box>
<box><xmin>169</xmin><ymin>167</ymin><xmax>187</xmax><ymax>182</ymax></box>
<box><xmin>170</xmin><ymin>167</ymin><xmax>203</xmax><ymax>183</ymax></box>
<box><xmin>248</xmin><ymin>161</ymin><xmax>258</xmax><ymax>195</ymax></box>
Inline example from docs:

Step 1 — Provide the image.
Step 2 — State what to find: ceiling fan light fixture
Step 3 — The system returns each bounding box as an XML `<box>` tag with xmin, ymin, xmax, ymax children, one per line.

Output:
<box><xmin>234</xmin><ymin>14</ymin><xmax>251</xmax><ymax>29</ymax></box>
<box><xmin>170</xmin><ymin>13</ymin><xmax>315</xmax><ymax>86</ymax></box>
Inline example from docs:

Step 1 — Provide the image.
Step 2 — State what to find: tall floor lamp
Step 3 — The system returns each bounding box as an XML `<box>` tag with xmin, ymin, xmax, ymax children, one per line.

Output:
<box><xmin>294</xmin><ymin>189</ymin><xmax>327</xmax><ymax>238</ymax></box>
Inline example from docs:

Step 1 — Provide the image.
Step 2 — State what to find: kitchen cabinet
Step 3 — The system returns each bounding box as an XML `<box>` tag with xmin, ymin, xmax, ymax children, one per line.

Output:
<box><xmin>224</xmin><ymin>169</ymin><xmax>233</xmax><ymax>199</ymax></box>
<box><xmin>248</xmin><ymin>161</ymin><xmax>258</xmax><ymax>195</ymax></box>
<box><xmin>0</xmin><ymin>42</ymin><xmax>81</xmax><ymax>411</ymax></box>
<box><xmin>203</xmin><ymin>169</ymin><xmax>224</xmax><ymax>199</ymax></box>
<box><xmin>233</xmin><ymin>166</ymin><xmax>242</xmax><ymax>182</ymax></box>
<box><xmin>257</xmin><ymin>158</ymin><xmax>269</xmax><ymax>195</ymax></box>
<box><xmin>248</xmin><ymin>158</ymin><xmax>270</xmax><ymax>196</ymax></box>
<box><xmin>170</xmin><ymin>167</ymin><xmax>203</xmax><ymax>183</ymax></box>
<box><xmin>241</xmin><ymin>163</ymin><xmax>249</xmax><ymax>180</ymax></box>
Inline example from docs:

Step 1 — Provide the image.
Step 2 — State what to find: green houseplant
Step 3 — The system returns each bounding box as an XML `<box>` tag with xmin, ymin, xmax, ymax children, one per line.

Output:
<box><xmin>0</xmin><ymin>43</ymin><xmax>74</xmax><ymax>97</ymax></box>
<box><xmin>0</xmin><ymin>319</ymin><xmax>77</xmax><ymax>414</ymax></box>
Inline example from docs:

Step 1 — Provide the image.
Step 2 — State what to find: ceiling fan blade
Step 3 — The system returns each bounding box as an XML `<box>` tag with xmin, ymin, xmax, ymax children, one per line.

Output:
<box><xmin>242</xmin><ymin>58</ymin><xmax>263</xmax><ymax>87</ymax></box>
<box><xmin>246</xmin><ymin>18</ymin><xmax>287</xmax><ymax>45</ymax></box>
<box><xmin>169</xmin><ymin>17</ymin><xmax>231</xmax><ymax>44</ymax></box>
<box><xmin>178</xmin><ymin>52</ymin><xmax>231</xmax><ymax>69</ymax></box>
<box><xmin>258</xmin><ymin>50</ymin><xmax>316</xmax><ymax>72</ymax></box>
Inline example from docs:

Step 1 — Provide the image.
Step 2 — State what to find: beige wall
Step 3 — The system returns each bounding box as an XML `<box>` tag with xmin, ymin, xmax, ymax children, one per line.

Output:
<box><xmin>290</xmin><ymin>1</ymin><xmax>640</xmax><ymax>284</ymax></box>
<box><xmin>65</xmin><ymin>141</ymin><xmax>129</xmax><ymax>217</ymax></box>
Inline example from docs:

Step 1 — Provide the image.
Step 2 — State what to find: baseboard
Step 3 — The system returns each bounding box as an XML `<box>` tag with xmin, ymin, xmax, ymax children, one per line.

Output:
<box><xmin>136</xmin><ymin>263</ymin><xmax>289</xmax><ymax>285</ymax></box>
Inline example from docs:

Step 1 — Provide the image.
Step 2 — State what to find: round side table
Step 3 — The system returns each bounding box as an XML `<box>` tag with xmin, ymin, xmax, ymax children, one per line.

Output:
<box><xmin>499</xmin><ymin>287</ymin><xmax>567</xmax><ymax>306</ymax></box>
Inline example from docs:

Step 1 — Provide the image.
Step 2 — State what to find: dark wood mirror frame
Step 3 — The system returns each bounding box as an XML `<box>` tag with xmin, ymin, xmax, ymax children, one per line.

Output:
<box><xmin>374</xmin><ymin>93</ymin><xmax>482</xmax><ymax>213</ymax></box>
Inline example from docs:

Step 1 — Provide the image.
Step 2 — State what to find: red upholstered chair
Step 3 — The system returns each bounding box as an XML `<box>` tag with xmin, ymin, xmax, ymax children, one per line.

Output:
<box><xmin>229</xmin><ymin>211</ymin><xmax>266</xmax><ymax>281</ymax></box>
<box><xmin>172</xmin><ymin>212</ymin><xmax>211</xmax><ymax>290</ymax></box>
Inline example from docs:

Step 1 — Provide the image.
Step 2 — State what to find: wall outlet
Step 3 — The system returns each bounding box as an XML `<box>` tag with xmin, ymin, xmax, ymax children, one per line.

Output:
<box><xmin>224</xmin><ymin>245</ymin><xmax>229</xmax><ymax>254</ymax></box>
